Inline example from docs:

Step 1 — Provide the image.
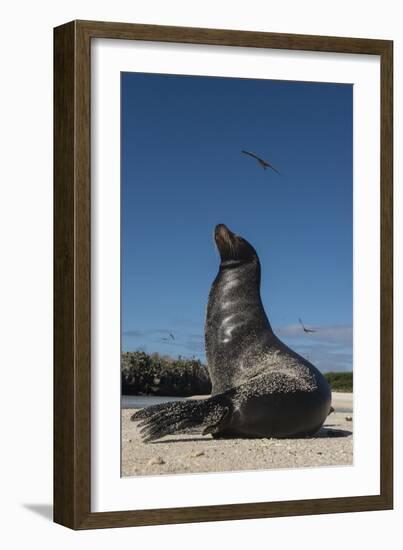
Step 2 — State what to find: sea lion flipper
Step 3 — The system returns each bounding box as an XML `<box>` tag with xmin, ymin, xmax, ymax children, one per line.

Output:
<box><xmin>130</xmin><ymin>402</ymin><xmax>172</xmax><ymax>422</ymax></box>
<box><xmin>202</xmin><ymin>406</ymin><xmax>230</xmax><ymax>435</ymax></box>
<box><xmin>136</xmin><ymin>396</ymin><xmax>231</xmax><ymax>443</ymax></box>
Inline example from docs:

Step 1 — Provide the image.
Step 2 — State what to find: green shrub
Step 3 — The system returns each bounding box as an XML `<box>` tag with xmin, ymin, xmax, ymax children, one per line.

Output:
<box><xmin>324</xmin><ymin>371</ymin><xmax>353</xmax><ymax>392</ymax></box>
<box><xmin>121</xmin><ymin>351</ymin><xmax>212</xmax><ymax>396</ymax></box>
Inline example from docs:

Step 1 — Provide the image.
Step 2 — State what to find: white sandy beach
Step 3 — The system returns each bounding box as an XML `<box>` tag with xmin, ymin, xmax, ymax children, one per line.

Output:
<box><xmin>121</xmin><ymin>392</ymin><xmax>353</xmax><ymax>477</ymax></box>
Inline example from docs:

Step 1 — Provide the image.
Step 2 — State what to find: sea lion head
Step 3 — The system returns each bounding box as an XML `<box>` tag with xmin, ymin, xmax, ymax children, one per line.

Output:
<box><xmin>214</xmin><ymin>224</ymin><xmax>258</xmax><ymax>267</ymax></box>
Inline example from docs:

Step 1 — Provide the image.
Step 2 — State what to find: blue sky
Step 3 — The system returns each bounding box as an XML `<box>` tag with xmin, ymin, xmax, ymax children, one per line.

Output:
<box><xmin>121</xmin><ymin>72</ymin><xmax>353</xmax><ymax>372</ymax></box>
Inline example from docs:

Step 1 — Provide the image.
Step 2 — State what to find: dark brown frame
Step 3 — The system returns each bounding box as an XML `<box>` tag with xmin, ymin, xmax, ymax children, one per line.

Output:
<box><xmin>54</xmin><ymin>20</ymin><xmax>393</xmax><ymax>530</ymax></box>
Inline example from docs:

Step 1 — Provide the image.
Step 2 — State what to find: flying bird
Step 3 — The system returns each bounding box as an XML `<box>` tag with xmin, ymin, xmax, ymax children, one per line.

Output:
<box><xmin>241</xmin><ymin>150</ymin><xmax>280</xmax><ymax>174</ymax></box>
<box><xmin>162</xmin><ymin>333</ymin><xmax>175</xmax><ymax>342</ymax></box>
<box><xmin>298</xmin><ymin>318</ymin><xmax>317</xmax><ymax>334</ymax></box>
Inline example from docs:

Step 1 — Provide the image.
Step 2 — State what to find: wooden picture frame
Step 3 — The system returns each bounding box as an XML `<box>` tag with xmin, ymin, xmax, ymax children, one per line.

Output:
<box><xmin>54</xmin><ymin>20</ymin><xmax>393</xmax><ymax>529</ymax></box>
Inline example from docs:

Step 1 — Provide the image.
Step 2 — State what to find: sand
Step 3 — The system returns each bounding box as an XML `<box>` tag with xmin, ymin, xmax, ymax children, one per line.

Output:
<box><xmin>121</xmin><ymin>392</ymin><xmax>353</xmax><ymax>477</ymax></box>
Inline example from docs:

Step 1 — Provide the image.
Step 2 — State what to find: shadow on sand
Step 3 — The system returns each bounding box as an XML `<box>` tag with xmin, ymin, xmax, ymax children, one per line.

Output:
<box><xmin>149</xmin><ymin>427</ymin><xmax>352</xmax><ymax>444</ymax></box>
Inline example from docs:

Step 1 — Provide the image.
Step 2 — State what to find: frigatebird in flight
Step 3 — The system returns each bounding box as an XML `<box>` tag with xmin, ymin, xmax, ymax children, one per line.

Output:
<box><xmin>241</xmin><ymin>150</ymin><xmax>280</xmax><ymax>174</ymax></box>
<box><xmin>298</xmin><ymin>318</ymin><xmax>317</xmax><ymax>334</ymax></box>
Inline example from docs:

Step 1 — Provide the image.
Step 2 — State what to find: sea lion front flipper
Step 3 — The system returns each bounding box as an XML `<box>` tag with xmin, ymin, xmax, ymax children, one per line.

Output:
<box><xmin>130</xmin><ymin>401</ymin><xmax>173</xmax><ymax>422</ymax></box>
<box><xmin>136</xmin><ymin>395</ymin><xmax>232</xmax><ymax>443</ymax></box>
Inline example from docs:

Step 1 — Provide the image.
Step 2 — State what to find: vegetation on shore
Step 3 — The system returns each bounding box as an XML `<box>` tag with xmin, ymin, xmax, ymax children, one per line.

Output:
<box><xmin>324</xmin><ymin>371</ymin><xmax>353</xmax><ymax>392</ymax></box>
<box><xmin>122</xmin><ymin>351</ymin><xmax>211</xmax><ymax>396</ymax></box>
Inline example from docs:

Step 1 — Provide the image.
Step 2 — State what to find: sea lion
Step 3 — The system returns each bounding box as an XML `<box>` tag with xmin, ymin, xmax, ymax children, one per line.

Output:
<box><xmin>131</xmin><ymin>224</ymin><xmax>332</xmax><ymax>442</ymax></box>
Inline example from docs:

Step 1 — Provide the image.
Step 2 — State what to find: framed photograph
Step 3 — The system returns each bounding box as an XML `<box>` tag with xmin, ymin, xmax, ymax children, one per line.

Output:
<box><xmin>54</xmin><ymin>20</ymin><xmax>393</xmax><ymax>529</ymax></box>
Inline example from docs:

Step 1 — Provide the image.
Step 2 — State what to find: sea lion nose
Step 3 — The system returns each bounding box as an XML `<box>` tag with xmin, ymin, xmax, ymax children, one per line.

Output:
<box><xmin>215</xmin><ymin>223</ymin><xmax>230</xmax><ymax>237</ymax></box>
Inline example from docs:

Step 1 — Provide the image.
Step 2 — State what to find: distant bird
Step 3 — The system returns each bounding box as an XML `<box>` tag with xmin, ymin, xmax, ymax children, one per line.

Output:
<box><xmin>298</xmin><ymin>318</ymin><xmax>317</xmax><ymax>334</ymax></box>
<box><xmin>241</xmin><ymin>150</ymin><xmax>280</xmax><ymax>174</ymax></box>
<box><xmin>162</xmin><ymin>333</ymin><xmax>175</xmax><ymax>342</ymax></box>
